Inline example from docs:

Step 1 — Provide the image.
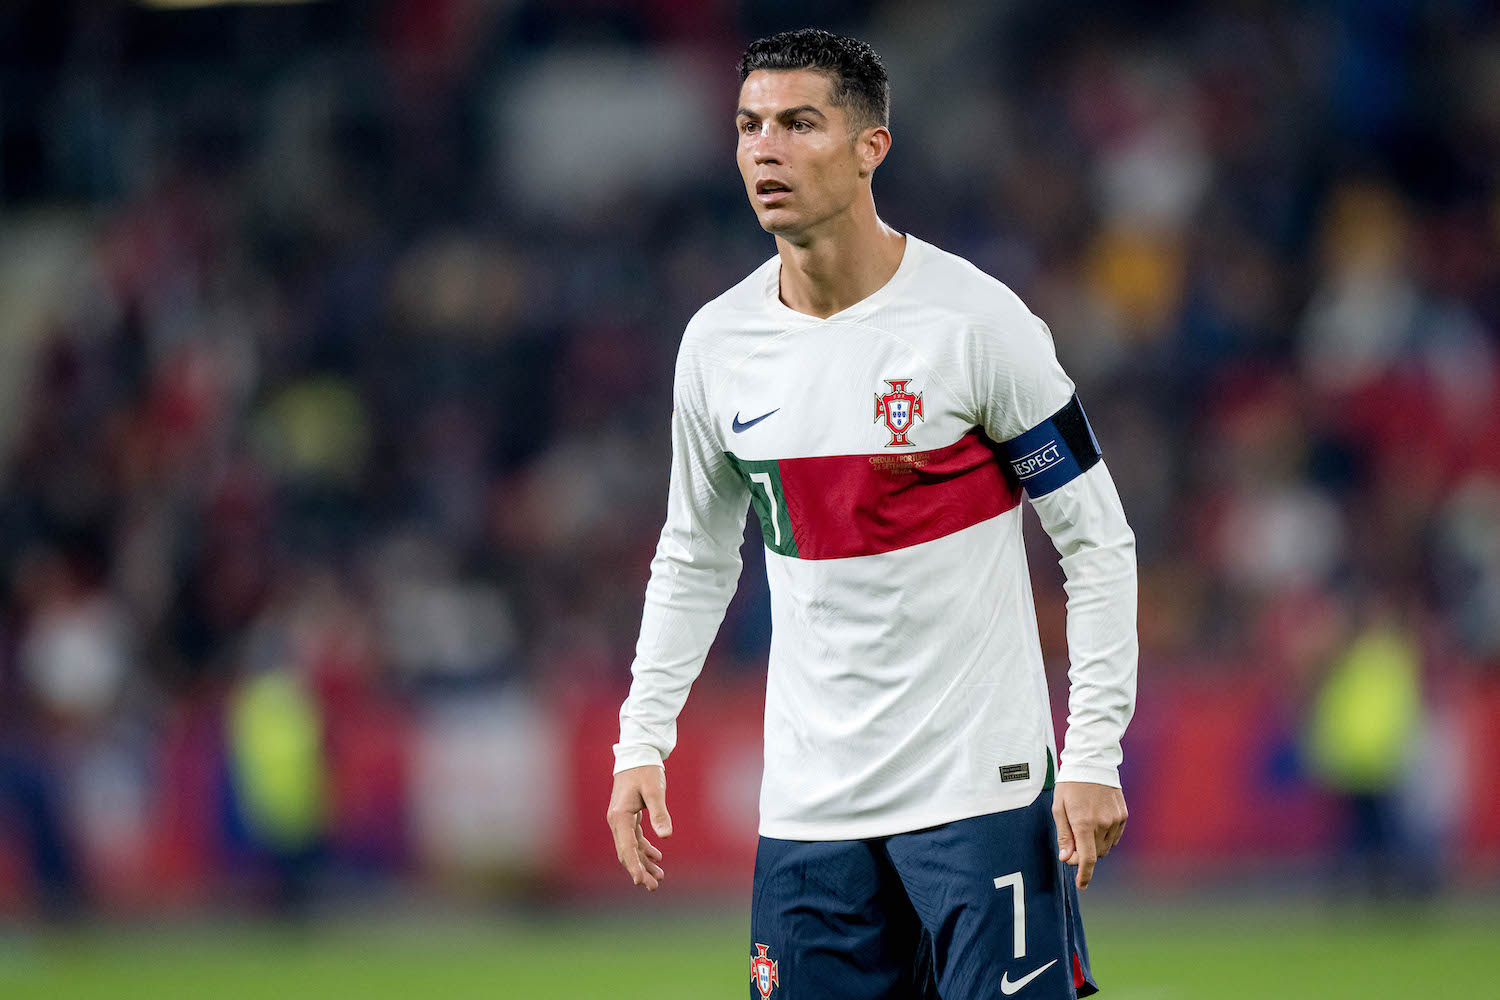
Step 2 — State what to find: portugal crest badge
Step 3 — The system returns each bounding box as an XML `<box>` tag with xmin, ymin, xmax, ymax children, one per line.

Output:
<box><xmin>874</xmin><ymin>378</ymin><xmax>924</xmax><ymax>447</ymax></box>
<box><xmin>751</xmin><ymin>943</ymin><xmax>780</xmax><ymax>998</ymax></box>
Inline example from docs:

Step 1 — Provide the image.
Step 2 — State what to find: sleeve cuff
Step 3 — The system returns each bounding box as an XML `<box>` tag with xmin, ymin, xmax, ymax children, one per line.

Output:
<box><xmin>613</xmin><ymin>743</ymin><xmax>666</xmax><ymax>774</ymax></box>
<box><xmin>1055</xmin><ymin>761</ymin><xmax>1121</xmax><ymax>788</ymax></box>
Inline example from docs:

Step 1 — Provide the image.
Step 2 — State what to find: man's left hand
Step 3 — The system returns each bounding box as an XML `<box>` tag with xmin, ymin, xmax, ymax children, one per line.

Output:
<box><xmin>1052</xmin><ymin>781</ymin><xmax>1127</xmax><ymax>891</ymax></box>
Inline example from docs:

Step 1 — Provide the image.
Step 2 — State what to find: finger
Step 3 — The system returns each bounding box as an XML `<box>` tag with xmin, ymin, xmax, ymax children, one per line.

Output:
<box><xmin>629</xmin><ymin>815</ymin><xmax>665</xmax><ymax>889</ymax></box>
<box><xmin>617</xmin><ymin>835</ymin><xmax>653</xmax><ymax>889</ymax></box>
<box><xmin>643</xmin><ymin>781</ymin><xmax>673</xmax><ymax>838</ymax></box>
<box><xmin>608</xmin><ymin>810</ymin><xmax>641</xmax><ymax>874</ymax></box>
<box><xmin>1054</xmin><ymin>801</ymin><xmax>1075</xmax><ymax>863</ymax></box>
<box><xmin>1073</xmin><ymin>821</ymin><xmax>1098</xmax><ymax>890</ymax></box>
<box><xmin>635</xmin><ymin>820</ymin><xmax>665</xmax><ymax>866</ymax></box>
<box><xmin>608</xmin><ymin>807</ymin><xmax>656</xmax><ymax>889</ymax></box>
<box><xmin>1102</xmin><ymin>817</ymin><xmax>1124</xmax><ymax>856</ymax></box>
<box><xmin>1104</xmin><ymin>808</ymin><xmax>1128</xmax><ymax>854</ymax></box>
<box><xmin>1094</xmin><ymin>819</ymin><xmax>1111</xmax><ymax>857</ymax></box>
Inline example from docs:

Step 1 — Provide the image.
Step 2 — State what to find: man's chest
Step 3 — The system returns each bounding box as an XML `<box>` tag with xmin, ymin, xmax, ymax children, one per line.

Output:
<box><xmin>705</xmin><ymin>323</ymin><xmax>1017</xmax><ymax>561</ymax></box>
<box><xmin>711</xmin><ymin>325</ymin><xmax>974</xmax><ymax>461</ymax></box>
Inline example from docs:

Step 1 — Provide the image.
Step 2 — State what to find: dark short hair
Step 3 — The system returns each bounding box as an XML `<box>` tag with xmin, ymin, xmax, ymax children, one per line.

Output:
<box><xmin>737</xmin><ymin>28</ymin><xmax>890</xmax><ymax>134</ymax></box>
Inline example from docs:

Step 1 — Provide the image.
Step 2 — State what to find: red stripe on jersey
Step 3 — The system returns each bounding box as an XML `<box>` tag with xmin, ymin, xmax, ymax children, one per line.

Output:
<box><xmin>1073</xmin><ymin>951</ymin><xmax>1085</xmax><ymax>989</ymax></box>
<box><xmin>776</xmin><ymin>427</ymin><xmax>1021</xmax><ymax>560</ymax></box>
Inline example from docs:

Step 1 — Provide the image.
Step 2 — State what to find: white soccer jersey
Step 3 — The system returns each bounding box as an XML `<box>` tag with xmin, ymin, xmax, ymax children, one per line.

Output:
<box><xmin>614</xmin><ymin>234</ymin><xmax>1138</xmax><ymax>841</ymax></box>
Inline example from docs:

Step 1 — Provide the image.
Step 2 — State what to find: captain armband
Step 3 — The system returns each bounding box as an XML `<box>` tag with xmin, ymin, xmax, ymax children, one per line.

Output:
<box><xmin>1000</xmin><ymin>395</ymin><xmax>1102</xmax><ymax>497</ymax></box>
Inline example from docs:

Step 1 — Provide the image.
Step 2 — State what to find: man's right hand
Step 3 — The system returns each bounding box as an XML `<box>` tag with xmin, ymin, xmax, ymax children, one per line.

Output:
<box><xmin>606</xmin><ymin>764</ymin><xmax>673</xmax><ymax>891</ymax></box>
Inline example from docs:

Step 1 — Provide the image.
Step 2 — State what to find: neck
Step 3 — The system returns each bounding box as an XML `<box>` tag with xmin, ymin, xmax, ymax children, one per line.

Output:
<box><xmin>774</xmin><ymin>193</ymin><xmax>907</xmax><ymax>319</ymax></box>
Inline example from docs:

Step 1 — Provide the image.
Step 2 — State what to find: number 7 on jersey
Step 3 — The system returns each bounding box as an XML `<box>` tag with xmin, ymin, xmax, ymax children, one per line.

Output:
<box><xmin>749</xmin><ymin>472</ymin><xmax>781</xmax><ymax>547</ymax></box>
<box><xmin>726</xmin><ymin>454</ymin><xmax>799</xmax><ymax>557</ymax></box>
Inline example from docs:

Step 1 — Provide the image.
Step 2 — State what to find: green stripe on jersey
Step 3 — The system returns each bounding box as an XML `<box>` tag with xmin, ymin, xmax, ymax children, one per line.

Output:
<box><xmin>725</xmin><ymin>453</ymin><xmax>799</xmax><ymax>558</ymax></box>
<box><xmin>1044</xmin><ymin>747</ymin><xmax>1055</xmax><ymax>790</ymax></box>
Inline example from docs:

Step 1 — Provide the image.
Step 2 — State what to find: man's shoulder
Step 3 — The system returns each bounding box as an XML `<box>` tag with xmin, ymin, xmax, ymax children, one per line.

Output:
<box><xmin>906</xmin><ymin>235</ymin><xmax>1035</xmax><ymax>327</ymax></box>
<box><xmin>671</xmin><ymin>254</ymin><xmax>778</xmax><ymax>389</ymax></box>
<box><xmin>683</xmin><ymin>253</ymin><xmax>778</xmax><ymax>342</ymax></box>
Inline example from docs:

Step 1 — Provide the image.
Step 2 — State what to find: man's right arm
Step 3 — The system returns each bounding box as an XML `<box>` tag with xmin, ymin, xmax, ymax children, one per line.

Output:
<box><xmin>608</xmin><ymin>344</ymin><xmax>749</xmax><ymax>890</ymax></box>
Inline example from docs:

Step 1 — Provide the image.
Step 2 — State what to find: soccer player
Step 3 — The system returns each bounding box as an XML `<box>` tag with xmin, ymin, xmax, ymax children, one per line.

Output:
<box><xmin>606</xmin><ymin>28</ymin><xmax>1136</xmax><ymax>1000</ymax></box>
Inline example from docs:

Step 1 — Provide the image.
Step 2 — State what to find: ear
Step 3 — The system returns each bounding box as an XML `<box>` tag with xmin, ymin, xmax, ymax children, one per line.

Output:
<box><xmin>856</xmin><ymin>125</ymin><xmax>892</xmax><ymax>178</ymax></box>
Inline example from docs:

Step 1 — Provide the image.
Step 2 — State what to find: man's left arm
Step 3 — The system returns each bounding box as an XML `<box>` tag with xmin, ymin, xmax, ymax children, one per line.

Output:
<box><xmin>965</xmin><ymin>301</ymin><xmax>1138</xmax><ymax>891</ymax></box>
<box><xmin>1028</xmin><ymin>457</ymin><xmax>1137</xmax><ymax>890</ymax></box>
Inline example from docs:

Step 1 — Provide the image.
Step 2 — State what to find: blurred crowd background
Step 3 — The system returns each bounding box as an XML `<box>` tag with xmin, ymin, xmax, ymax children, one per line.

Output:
<box><xmin>2</xmin><ymin>0</ymin><xmax>1499</xmax><ymax>921</ymax></box>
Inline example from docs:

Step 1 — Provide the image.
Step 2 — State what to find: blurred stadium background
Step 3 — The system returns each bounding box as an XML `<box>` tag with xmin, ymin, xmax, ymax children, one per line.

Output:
<box><xmin>1</xmin><ymin>0</ymin><xmax>1498</xmax><ymax>996</ymax></box>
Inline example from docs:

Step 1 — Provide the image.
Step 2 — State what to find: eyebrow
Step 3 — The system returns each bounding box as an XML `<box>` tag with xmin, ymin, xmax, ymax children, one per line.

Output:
<box><xmin>735</xmin><ymin>105</ymin><xmax>828</xmax><ymax>122</ymax></box>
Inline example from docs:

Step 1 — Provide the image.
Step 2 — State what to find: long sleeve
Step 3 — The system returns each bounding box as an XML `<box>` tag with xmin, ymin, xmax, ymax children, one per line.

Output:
<box><xmin>966</xmin><ymin>294</ymin><xmax>1139</xmax><ymax>789</ymax></box>
<box><xmin>613</xmin><ymin>344</ymin><xmax>750</xmax><ymax>773</ymax></box>
<box><xmin>1030</xmin><ymin>463</ymin><xmax>1138</xmax><ymax>787</ymax></box>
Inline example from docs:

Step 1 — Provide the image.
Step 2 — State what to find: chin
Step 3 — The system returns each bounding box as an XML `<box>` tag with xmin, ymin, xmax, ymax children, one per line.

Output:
<box><xmin>758</xmin><ymin>210</ymin><xmax>802</xmax><ymax>236</ymax></box>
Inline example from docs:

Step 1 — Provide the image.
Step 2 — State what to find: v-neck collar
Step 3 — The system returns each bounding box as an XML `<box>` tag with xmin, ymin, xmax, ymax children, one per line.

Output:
<box><xmin>764</xmin><ymin>234</ymin><xmax>922</xmax><ymax>325</ymax></box>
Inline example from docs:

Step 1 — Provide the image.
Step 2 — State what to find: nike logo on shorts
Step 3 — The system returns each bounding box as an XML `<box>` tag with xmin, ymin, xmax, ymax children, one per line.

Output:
<box><xmin>732</xmin><ymin>408</ymin><xmax>779</xmax><ymax>432</ymax></box>
<box><xmin>1000</xmin><ymin>959</ymin><xmax>1057</xmax><ymax>994</ymax></box>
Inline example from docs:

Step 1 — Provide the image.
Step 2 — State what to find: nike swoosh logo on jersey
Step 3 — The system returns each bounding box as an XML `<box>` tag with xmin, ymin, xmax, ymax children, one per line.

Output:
<box><xmin>731</xmin><ymin>408</ymin><xmax>780</xmax><ymax>432</ymax></box>
<box><xmin>1000</xmin><ymin>959</ymin><xmax>1057</xmax><ymax>995</ymax></box>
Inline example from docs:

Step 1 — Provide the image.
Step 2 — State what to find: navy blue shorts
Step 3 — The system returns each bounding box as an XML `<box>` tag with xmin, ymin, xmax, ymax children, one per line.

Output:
<box><xmin>749</xmin><ymin>790</ymin><xmax>1097</xmax><ymax>999</ymax></box>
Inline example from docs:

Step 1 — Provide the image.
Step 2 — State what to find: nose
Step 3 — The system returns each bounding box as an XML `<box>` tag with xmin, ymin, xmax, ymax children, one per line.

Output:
<box><xmin>748</xmin><ymin>124</ymin><xmax>787</xmax><ymax>164</ymax></box>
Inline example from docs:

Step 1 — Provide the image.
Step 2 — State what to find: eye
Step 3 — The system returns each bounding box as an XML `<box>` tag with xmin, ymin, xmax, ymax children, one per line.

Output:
<box><xmin>740</xmin><ymin>120</ymin><xmax>760</xmax><ymax>134</ymax></box>
<box><xmin>791</xmin><ymin>120</ymin><xmax>811</xmax><ymax>132</ymax></box>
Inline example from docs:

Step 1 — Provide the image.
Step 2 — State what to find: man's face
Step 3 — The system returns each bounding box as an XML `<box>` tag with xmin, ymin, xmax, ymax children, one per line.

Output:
<box><xmin>736</xmin><ymin>69</ymin><xmax>867</xmax><ymax>238</ymax></box>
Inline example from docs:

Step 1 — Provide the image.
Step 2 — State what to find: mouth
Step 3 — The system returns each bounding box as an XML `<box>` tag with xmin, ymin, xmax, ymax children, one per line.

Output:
<box><xmin>756</xmin><ymin>179</ymin><xmax>792</xmax><ymax>204</ymax></box>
